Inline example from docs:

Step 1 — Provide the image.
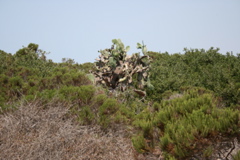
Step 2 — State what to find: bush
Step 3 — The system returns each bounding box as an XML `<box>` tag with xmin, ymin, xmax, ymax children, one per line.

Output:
<box><xmin>131</xmin><ymin>134</ymin><xmax>149</xmax><ymax>153</ymax></box>
<box><xmin>133</xmin><ymin>108</ymin><xmax>153</xmax><ymax>138</ymax></box>
<box><xmin>78</xmin><ymin>85</ymin><xmax>95</xmax><ymax>104</ymax></box>
<box><xmin>93</xmin><ymin>94</ymin><xmax>107</xmax><ymax>106</ymax></box>
<box><xmin>149</xmin><ymin>49</ymin><xmax>240</xmax><ymax>106</ymax></box>
<box><xmin>38</xmin><ymin>89</ymin><xmax>58</xmax><ymax>103</ymax></box>
<box><xmin>77</xmin><ymin>106</ymin><xmax>95</xmax><ymax>125</ymax></box>
<box><xmin>98</xmin><ymin>98</ymin><xmax>120</xmax><ymax>127</ymax></box>
<box><xmin>58</xmin><ymin>85</ymin><xmax>95</xmax><ymax>105</ymax></box>
<box><xmin>153</xmin><ymin>88</ymin><xmax>240</xmax><ymax>158</ymax></box>
<box><xmin>1</xmin><ymin>43</ymin><xmax>240</xmax><ymax>159</ymax></box>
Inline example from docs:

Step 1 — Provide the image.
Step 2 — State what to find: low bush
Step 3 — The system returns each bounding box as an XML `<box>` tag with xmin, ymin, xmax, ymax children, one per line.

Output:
<box><xmin>77</xmin><ymin>106</ymin><xmax>95</xmax><ymax>125</ymax></box>
<box><xmin>1</xmin><ymin>43</ymin><xmax>240</xmax><ymax>159</ymax></box>
<box><xmin>98</xmin><ymin>98</ymin><xmax>120</xmax><ymax>127</ymax></box>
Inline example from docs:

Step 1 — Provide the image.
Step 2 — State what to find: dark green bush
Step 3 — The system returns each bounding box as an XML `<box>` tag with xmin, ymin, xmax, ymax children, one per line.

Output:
<box><xmin>98</xmin><ymin>98</ymin><xmax>120</xmax><ymax>127</ymax></box>
<box><xmin>38</xmin><ymin>89</ymin><xmax>58</xmax><ymax>103</ymax></box>
<box><xmin>1</xmin><ymin>44</ymin><xmax>240</xmax><ymax>159</ymax></box>
<box><xmin>132</xmin><ymin>134</ymin><xmax>149</xmax><ymax>153</ymax></box>
<box><xmin>99</xmin><ymin>98</ymin><xmax>119</xmax><ymax>115</ymax></box>
<box><xmin>133</xmin><ymin>108</ymin><xmax>153</xmax><ymax>138</ymax></box>
<box><xmin>148</xmin><ymin>49</ymin><xmax>240</xmax><ymax>106</ymax></box>
<box><xmin>153</xmin><ymin>88</ymin><xmax>240</xmax><ymax>158</ymax></box>
<box><xmin>78</xmin><ymin>85</ymin><xmax>95</xmax><ymax>104</ymax></box>
<box><xmin>77</xmin><ymin>106</ymin><xmax>95</xmax><ymax>125</ymax></box>
<box><xmin>93</xmin><ymin>94</ymin><xmax>107</xmax><ymax>106</ymax></box>
<box><xmin>58</xmin><ymin>85</ymin><xmax>94</xmax><ymax>104</ymax></box>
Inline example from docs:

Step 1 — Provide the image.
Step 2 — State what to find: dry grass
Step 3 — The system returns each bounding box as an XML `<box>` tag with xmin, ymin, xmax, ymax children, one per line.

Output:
<box><xmin>0</xmin><ymin>101</ymin><xmax>136</xmax><ymax>160</ymax></box>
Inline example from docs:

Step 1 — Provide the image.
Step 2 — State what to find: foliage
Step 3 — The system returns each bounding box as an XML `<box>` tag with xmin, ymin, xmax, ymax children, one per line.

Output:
<box><xmin>93</xmin><ymin>39</ymin><xmax>153</xmax><ymax>97</ymax></box>
<box><xmin>0</xmin><ymin>46</ymin><xmax>93</xmax><ymax>109</ymax></box>
<box><xmin>77</xmin><ymin>105</ymin><xmax>95</xmax><ymax>125</ymax></box>
<box><xmin>131</xmin><ymin>134</ymin><xmax>149</xmax><ymax>153</ymax></box>
<box><xmin>148</xmin><ymin>48</ymin><xmax>240</xmax><ymax>106</ymax></box>
<box><xmin>153</xmin><ymin>88</ymin><xmax>240</xmax><ymax>158</ymax></box>
<box><xmin>98</xmin><ymin>98</ymin><xmax>116</xmax><ymax>127</ymax></box>
<box><xmin>1</xmin><ymin>43</ymin><xmax>240</xmax><ymax>159</ymax></box>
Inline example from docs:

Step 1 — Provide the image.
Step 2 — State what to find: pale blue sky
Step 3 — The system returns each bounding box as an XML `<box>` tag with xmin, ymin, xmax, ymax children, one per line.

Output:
<box><xmin>1</xmin><ymin>0</ymin><xmax>240</xmax><ymax>64</ymax></box>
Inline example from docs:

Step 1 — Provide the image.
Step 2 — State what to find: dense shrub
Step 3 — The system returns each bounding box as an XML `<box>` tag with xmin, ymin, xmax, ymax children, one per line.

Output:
<box><xmin>77</xmin><ymin>105</ymin><xmax>95</xmax><ymax>125</ymax></box>
<box><xmin>1</xmin><ymin>43</ymin><xmax>240</xmax><ymax>159</ymax></box>
<box><xmin>131</xmin><ymin>134</ymin><xmax>149</xmax><ymax>153</ymax></box>
<box><xmin>153</xmin><ymin>88</ymin><xmax>240</xmax><ymax>158</ymax></box>
<box><xmin>98</xmin><ymin>98</ymin><xmax>121</xmax><ymax>127</ymax></box>
<box><xmin>148</xmin><ymin>48</ymin><xmax>240</xmax><ymax>106</ymax></box>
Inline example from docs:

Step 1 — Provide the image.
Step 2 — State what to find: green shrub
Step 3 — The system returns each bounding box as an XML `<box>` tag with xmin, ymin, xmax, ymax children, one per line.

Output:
<box><xmin>114</xmin><ymin>111</ymin><xmax>130</xmax><ymax>124</ymax></box>
<box><xmin>133</xmin><ymin>108</ymin><xmax>153</xmax><ymax>138</ymax></box>
<box><xmin>118</xmin><ymin>105</ymin><xmax>134</xmax><ymax>120</ymax></box>
<box><xmin>203</xmin><ymin>146</ymin><xmax>213</xmax><ymax>158</ymax></box>
<box><xmin>78</xmin><ymin>85</ymin><xmax>95</xmax><ymax>104</ymax></box>
<box><xmin>24</xmin><ymin>95</ymin><xmax>36</xmax><ymax>102</ymax></box>
<box><xmin>128</xmin><ymin>100</ymin><xmax>147</xmax><ymax>114</ymax></box>
<box><xmin>99</xmin><ymin>98</ymin><xmax>119</xmax><ymax>115</ymax></box>
<box><xmin>93</xmin><ymin>94</ymin><xmax>107</xmax><ymax>106</ymax></box>
<box><xmin>160</xmin><ymin>133</ymin><xmax>173</xmax><ymax>151</ymax></box>
<box><xmin>77</xmin><ymin>106</ymin><xmax>95</xmax><ymax>125</ymax></box>
<box><xmin>98</xmin><ymin>98</ymin><xmax>120</xmax><ymax>127</ymax></box>
<box><xmin>58</xmin><ymin>85</ymin><xmax>95</xmax><ymax>105</ymax></box>
<box><xmin>1</xmin><ymin>43</ymin><xmax>240</xmax><ymax>159</ymax></box>
<box><xmin>149</xmin><ymin>49</ymin><xmax>240</xmax><ymax>106</ymax></box>
<box><xmin>62</xmin><ymin>72</ymin><xmax>90</xmax><ymax>86</ymax></box>
<box><xmin>153</xmin><ymin>88</ymin><xmax>240</xmax><ymax>158</ymax></box>
<box><xmin>0</xmin><ymin>95</ymin><xmax>6</xmax><ymax>112</ymax></box>
<box><xmin>132</xmin><ymin>134</ymin><xmax>149</xmax><ymax>153</ymax></box>
<box><xmin>37</xmin><ymin>89</ymin><xmax>58</xmax><ymax>103</ymax></box>
<box><xmin>79</xmin><ymin>62</ymin><xmax>95</xmax><ymax>73</ymax></box>
<box><xmin>0</xmin><ymin>74</ymin><xmax>9</xmax><ymax>86</ymax></box>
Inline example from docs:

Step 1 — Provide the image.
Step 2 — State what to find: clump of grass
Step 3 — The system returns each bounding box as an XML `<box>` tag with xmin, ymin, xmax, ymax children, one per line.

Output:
<box><xmin>131</xmin><ymin>134</ymin><xmax>148</xmax><ymax>153</ymax></box>
<box><xmin>98</xmin><ymin>98</ymin><xmax>120</xmax><ymax>128</ymax></box>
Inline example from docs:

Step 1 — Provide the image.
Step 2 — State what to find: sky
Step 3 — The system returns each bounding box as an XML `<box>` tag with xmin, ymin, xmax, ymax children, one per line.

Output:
<box><xmin>0</xmin><ymin>0</ymin><xmax>240</xmax><ymax>64</ymax></box>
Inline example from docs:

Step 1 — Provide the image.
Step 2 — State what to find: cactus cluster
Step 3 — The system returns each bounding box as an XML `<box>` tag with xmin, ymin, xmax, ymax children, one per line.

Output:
<box><xmin>93</xmin><ymin>39</ymin><xmax>153</xmax><ymax>97</ymax></box>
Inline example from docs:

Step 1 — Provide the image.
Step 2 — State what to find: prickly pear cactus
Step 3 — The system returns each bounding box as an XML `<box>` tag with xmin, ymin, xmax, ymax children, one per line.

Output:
<box><xmin>93</xmin><ymin>39</ymin><xmax>153</xmax><ymax>97</ymax></box>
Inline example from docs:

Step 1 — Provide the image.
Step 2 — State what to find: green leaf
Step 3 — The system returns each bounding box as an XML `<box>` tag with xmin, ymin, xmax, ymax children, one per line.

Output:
<box><xmin>117</xmin><ymin>39</ymin><xmax>122</xmax><ymax>44</ymax></box>
<box><xmin>143</xmin><ymin>46</ymin><xmax>148</xmax><ymax>55</ymax></box>
<box><xmin>102</xmin><ymin>50</ymin><xmax>110</xmax><ymax>57</ymax></box>
<box><xmin>108</xmin><ymin>57</ymin><xmax>116</xmax><ymax>68</ymax></box>
<box><xmin>125</xmin><ymin>46</ymin><xmax>130</xmax><ymax>52</ymax></box>
<box><xmin>137</xmin><ymin>43</ymin><xmax>142</xmax><ymax>49</ymax></box>
<box><xmin>112</xmin><ymin>39</ymin><xmax>118</xmax><ymax>44</ymax></box>
<box><xmin>112</xmin><ymin>51</ymin><xmax>119</xmax><ymax>57</ymax></box>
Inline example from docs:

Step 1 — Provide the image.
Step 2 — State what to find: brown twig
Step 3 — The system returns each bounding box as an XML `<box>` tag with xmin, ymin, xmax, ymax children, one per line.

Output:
<box><xmin>225</xmin><ymin>139</ymin><xmax>235</xmax><ymax>160</ymax></box>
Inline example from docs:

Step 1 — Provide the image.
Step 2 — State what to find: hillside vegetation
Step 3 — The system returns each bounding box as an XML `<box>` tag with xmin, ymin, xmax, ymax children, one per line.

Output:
<box><xmin>0</xmin><ymin>43</ymin><xmax>240</xmax><ymax>160</ymax></box>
